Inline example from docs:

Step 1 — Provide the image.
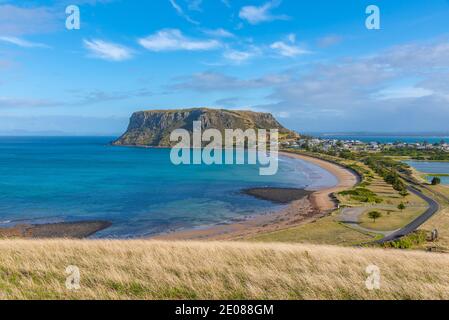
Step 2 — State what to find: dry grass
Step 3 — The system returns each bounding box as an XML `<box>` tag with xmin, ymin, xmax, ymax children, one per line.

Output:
<box><xmin>359</xmin><ymin>207</ymin><xmax>427</xmax><ymax>231</ymax></box>
<box><xmin>248</xmin><ymin>215</ymin><xmax>375</xmax><ymax>245</ymax></box>
<box><xmin>0</xmin><ymin>240</ymin><xmax>449</xmax><ymax>300</ymax></box>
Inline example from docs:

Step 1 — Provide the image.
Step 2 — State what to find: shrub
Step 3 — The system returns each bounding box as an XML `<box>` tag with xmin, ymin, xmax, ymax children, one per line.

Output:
<box><xmin>339</xmin><ymin>188</ymin><xmax>383</xmax><ymax>204</ymax></box>
<box><xmin>432</xmin><ymin>177</ymin><xmax>441</xmax><ymax>185</ymax></box>
<box><xmin>383</xmin><ymin>231</ymin><xmax>428</xmax><ymax>249</ymax></box>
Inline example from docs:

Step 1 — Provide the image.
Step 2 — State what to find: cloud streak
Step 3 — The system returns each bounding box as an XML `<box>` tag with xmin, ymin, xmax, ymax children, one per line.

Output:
<box><xmin>138</xmin><ymin>29</ymin><xmax>220</xmax><ymax>52</ymax></box>
<box><xmin>171</xmin><ymin>71</ymin><xmax>290</xmax><ymax>92</ymax></box>
<box><xmin>239</xmin><ymin>0</ymin><xmax>289</xmax><ymax>25</ymax></box>
<box><xmin>169</xmin><ymin>0</ymin><xmax>200</xmax><ymax>25</ymax></box>
<box><xmin>0</xmin><ymin>36</ymin><xmax>49</xmax><ymax>48</ymax></box>
<box><xmin>169</xmin><ymin>39</ymin><xmax>449</xmax><ymax>132</ymax></box>
<box><xmin>270</xmin><ymin>34</ymin><xmax>309</xmax><ymax>57</ymax></box>
<box><xmin>83</xmin><ymin>39</ymin><xmax>134</xmax><ymax>61</ymax></box>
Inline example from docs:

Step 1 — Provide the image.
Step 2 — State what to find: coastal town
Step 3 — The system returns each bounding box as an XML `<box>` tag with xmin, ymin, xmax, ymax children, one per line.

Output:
<box><xmin>282</xmin><ymin>136</ymin><xmax>449</xmax><ymax>153</ymax></box>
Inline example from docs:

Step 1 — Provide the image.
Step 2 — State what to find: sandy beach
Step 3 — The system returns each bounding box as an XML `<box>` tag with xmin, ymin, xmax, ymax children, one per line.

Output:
<box><xmin>153</xmin><ymin>151</ymin><xmax>360</xmax><ymax>241</ymax></box>
<box><xmin>280</xmin><ymin>152</ymin><xmax>360</xmax><ymax>211</ymax></box>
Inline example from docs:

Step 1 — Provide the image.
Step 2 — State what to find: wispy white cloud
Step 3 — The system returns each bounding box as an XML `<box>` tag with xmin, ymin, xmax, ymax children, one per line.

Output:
<box><xmin>83</xmin><ymin>39</ymin><xmax>134</xmax><ymax>61</ymax></box>
<box><xmin>253</xmin><ymin>40</ymin><xmax>449</xmax><ymax>131</ymax></box>
<box><xmin>0</xmin><ymin>4</ymin><xmax>58</xmax><ymax>36</ymax></box>
<box><xmin>239</xmin><ymin>0</ymin><xmax>289</xmax><ymax>25</ymax></box>
<box><xmin>171</xmin><ymin>71</ymin><xmax>290</xmax><ymax>92</ymax></box>
<box><xmin>202</xmin><ymin>28</ymin><xmax>235</xmax><ymax>38</ymax></box>
<box><xmin>223</xmin><ymin>49</ymin><xmax>254</xmax><ymax>63</ymax></box>
<box><xmin>270</xmin><ymin>34</ymin><xmax>309</xmax><ymax>57</ymax></box>
<box><xmin>223</xmin><ymin>46</ymin><xmax>260</xmax><ymax>63</ymax></box>
<box><xmin>0</xmin><ymin>36</ymin><xmax>49</xmax><ymax>48</ymax></box>
<box><xmin>138</xmin><ymin>29</ymin><xmax>220</xmax><ymax>52</ymax></box>
<box><xmin>169</xmin><ymin>0</ymin><xmax>199</xmax><ymax>25</ymax></box>
<box><xmin>374</xmin><ymin>87</ymin><xmax>434</xmax><ymax>100</ymax></box>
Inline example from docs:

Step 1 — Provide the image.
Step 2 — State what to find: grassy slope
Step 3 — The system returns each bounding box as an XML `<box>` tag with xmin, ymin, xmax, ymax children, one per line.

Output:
<box><xmin>249</xmin><ymin>215</ymin><xmax>375</xmax><ymax>245</ymax></box>
<box><xmin>406</xmin><ymin>166</ymin><xmax>449</xmax><ymax>250</ymax></box>
<box><xmin>1</xmin><ymin>240</ymin><xmax>449</xmax><ymax>300</ymax></box>
<box><xmin>247</xmin><ymin>152</ymin><xmax>427</xmax><ymax>245</ymax></box>
<box><xmin>359</xmin><ymin>207</ymin><xmax>427</xmax><ymax>231</ymax></box>
<box><xmin>420</xmin><ymin>184</ymin><xmax>449</xmax><ymax>250</ymax></box>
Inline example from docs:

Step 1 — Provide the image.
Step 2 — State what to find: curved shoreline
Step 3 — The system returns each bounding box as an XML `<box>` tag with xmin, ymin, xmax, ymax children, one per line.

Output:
<box><xmin>0</xmin><ymin>152</ymin><xmax>359</xmax><ymax>240</ymax></box>
<box><xmin>279</xmin><ymin>152</ymin><xmax>360</xmax><ymax>212</ymax></box>
<box><xmin>153</xmin><ymin>151</ymin><xmax>360</xmax><ymax>241</ymax></box>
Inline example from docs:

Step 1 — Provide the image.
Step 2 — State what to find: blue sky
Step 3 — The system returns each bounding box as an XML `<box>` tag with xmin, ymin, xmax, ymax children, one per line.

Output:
<box><xmin>1</xmin><ymin>0</ymin><xmax>449</xmax><ymax>135</ymax></box>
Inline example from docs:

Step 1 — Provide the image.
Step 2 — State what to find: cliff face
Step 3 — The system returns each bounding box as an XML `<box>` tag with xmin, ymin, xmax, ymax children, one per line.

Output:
<box><xmin>113</xmin><ymin>108</ymin><xmax>298</xmax><ymax>147</ymax></box>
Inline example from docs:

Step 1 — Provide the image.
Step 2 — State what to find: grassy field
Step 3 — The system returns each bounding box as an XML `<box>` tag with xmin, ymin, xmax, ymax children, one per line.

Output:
<box><xmin>249</xmin><ymin>215</ymin><xmax>376</xmax><ymax>245</ymax></box>
<box><xmin>359</xmin><ymin>207</ymin><xmax>427</xmax><ymax>231</ymax></box>
<box><xmin>1</xmin><ymin>240</ymin><xmax>449</xmax><ymax>300</ymax></box>
<box><xmin>418</xmin><ymin>184</ymin><xmax>449</xmax><ymax>251</ymax></box>
<box><xmin>249</xmin><ymin>151</ymin><xmax>428</xmax><ymax>245</ymax></box>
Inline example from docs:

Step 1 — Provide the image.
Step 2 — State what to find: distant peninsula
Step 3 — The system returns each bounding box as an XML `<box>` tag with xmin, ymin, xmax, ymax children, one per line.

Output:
<box><xmin>113</xmin><ymin>108</ymin><xmax>299</xmax><ymax>147</ymax></box>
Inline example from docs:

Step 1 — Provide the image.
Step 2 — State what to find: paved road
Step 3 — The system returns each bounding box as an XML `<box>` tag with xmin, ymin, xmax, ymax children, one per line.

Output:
<box><xmin>377</xmin><ymin>186</ymin><xmax>440</xmax><ymax>244</ymax></box>
<box><xmin>340</xmin><ymin>207</ymin><xmax>397</xmax><ymax>236</ymax></box>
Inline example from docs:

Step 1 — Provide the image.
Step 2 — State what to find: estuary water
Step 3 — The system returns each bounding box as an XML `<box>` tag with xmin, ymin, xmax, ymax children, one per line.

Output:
<box><xmin>406</xmin><ymin>161</ymin><xmax>449</xmax><ymax>185</ymax></box>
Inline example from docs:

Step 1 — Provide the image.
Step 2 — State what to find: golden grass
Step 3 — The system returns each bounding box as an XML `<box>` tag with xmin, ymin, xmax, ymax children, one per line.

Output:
<box><xmin>359</xmin><ymin>207</ymin><xmax>427</xmax><ymax>232</ymax></box>
<box><xmin>248</xmin><ymin>215</ymin><xmax>374</xmax><ymax>245</ymax></box>
<box><xmin>1</xmin><ymin>239</ymin><xmax>449</xmax><ymax>300</ymax></box>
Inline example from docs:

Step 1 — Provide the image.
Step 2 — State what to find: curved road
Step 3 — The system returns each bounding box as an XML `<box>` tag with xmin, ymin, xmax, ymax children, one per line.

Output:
<box><xmin>377</xmin><ymin>186</ymin><xmax>440</xmax><ymax>244</ymax></box>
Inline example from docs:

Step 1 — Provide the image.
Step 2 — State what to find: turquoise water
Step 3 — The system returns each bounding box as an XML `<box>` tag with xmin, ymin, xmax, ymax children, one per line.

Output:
<box><xmin>0</xmin><ymin>137</ymin><xmax>337</xmax><ymax>238</ymax></box>
<box><xmin>406</xmin><ymin>161</ymin><xmax>449</xmax><ymax>185</ymax></box>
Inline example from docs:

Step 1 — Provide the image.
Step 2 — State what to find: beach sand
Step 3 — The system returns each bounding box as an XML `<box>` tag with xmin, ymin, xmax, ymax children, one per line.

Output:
<box><xmin>153</xmin><ymin>151</ymin><xmax>360</xmax><ymax>241</ymax></box>
<box><xmin>280</xmin><ymin>152</ymin><xmax>360</xmax><ymax>211</ymax></box>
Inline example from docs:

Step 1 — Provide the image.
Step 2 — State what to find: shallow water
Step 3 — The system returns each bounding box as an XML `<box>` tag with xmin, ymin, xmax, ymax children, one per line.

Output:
<box><xmin>406</xmin><ymin>161</ymin><xmax>449</xmax><ymax>185</ymax></box>
<box><xmin>0</xmin><ymin>137</ymin><xmax>338</xmax><ymax>238</ymax></box>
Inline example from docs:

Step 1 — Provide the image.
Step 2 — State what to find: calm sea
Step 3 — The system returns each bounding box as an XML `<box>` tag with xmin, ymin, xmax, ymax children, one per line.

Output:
<box><xmin>0</xmin><ymin>137</ymin><xmax>337</xmax><ymax>238</ymax></box>
<box><xmin>406</xmin><ymin>161</ymin><xmax>449</xmax><ymax>185</ymax></box>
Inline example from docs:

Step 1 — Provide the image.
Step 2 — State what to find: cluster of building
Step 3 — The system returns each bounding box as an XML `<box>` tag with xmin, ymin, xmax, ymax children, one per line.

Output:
<box><xmin>281</xmin><ymin>137</ymin><xmax>449</xmax><ymax>153</ymax></box>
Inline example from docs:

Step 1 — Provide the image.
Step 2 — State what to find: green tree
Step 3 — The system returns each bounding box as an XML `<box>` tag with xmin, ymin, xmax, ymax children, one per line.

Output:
<box><xmin>432</xmin><ymin>177</ymin><xmax>441</xmax><ymax>185</ymax></box>
<box><xmin>368</xmin><ymin>211</ymin><xmax>382</xmax><ymax>223</ymax></box>
<box><xmin>398</xmin><ymin>202</ymin><xmax>406</xmax><ymax>212</ymax></box>
<box><xmin>399</xmin><ymin>190</ymin><xmax>409</xmax><ymax>198</ymax></box>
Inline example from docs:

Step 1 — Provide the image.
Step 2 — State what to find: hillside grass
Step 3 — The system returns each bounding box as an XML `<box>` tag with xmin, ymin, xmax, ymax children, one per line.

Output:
<box><xmin>249</xmin><ymin>215</ymin><xmax>376</xmax><ymax>245</ymax></box>
<box><xmin>258</xmin><ymin>151</ymin><xmax>428</xmax><ymax>244</ymax></box>
<box><xmin>359</xmin><ymin>207</ymin><xmax>428</xmax><ymax>232</ymax></box>
<box><xmin>1</xmin><ymin>240</ymin><xmax>449</xmax><ymax>300</ymax></box>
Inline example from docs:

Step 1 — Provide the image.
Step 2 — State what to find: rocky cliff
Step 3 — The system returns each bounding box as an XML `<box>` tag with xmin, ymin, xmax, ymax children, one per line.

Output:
<box><xmin>113</xmin><ymin>108</ymin><xmax>298</xmax><ymax>147</ymax></box>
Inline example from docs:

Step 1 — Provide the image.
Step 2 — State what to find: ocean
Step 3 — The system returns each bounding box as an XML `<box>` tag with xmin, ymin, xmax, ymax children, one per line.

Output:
<box><xmin>0</xmin><ymin>137</ymin><xmax>337</xmax><ymax>238</ymax></box>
